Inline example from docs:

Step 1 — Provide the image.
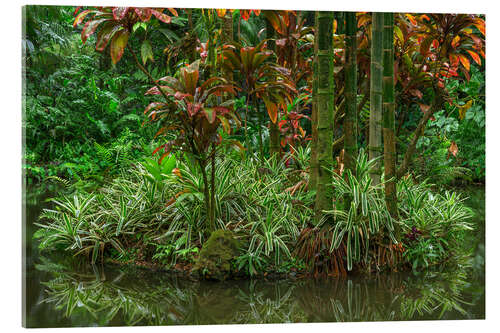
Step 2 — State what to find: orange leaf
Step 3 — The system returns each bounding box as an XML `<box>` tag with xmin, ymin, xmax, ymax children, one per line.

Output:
<box><xmin>451</xmin><ymin>35</ymin><xmax>460</xmax><ymax>48</ymax></box>
<box><xmin>449</xmin><ymin>53</ymin><xmax>460</xmax><ymax>67</ymax></box>
<box><xmin>448</xmin><ymin>141</ymin><xmax>458</xmax><ymax>158</ymax></box>
<box><xmin>467</xmin><ymin>50</ymin><xmax>481</xmax><ymax>65</ymax></box>
<box><xmin>474</xmin><ymin>18</ymin><xmax>485</xmax><ymax>36</ymax></box>
<box><xmin>216</xmin><ymin>9</ymin><xmax>227</xmax><ymax>17</ymax></box>
<box><xmin>172</xmin><ymin>168</ymin><xmax>182</xmax><ymax>178</ymax></box>
<box><xmin>406</xmin><ymin>14</ymin><xmax>417</xmax><ymax>26</ymax></box>
<box><xmin>458</xmin><ymin>54</ymin><xmax>470</xmax><ymax>72</ymax></box>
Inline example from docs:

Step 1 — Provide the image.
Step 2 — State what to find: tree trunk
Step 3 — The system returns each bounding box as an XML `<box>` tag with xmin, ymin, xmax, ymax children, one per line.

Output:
<box><xmin>266</xmin><ymin>13</ymin><xmax>281</xmax><ymax>159</ymax></box>
<box><xmin>382</xmin><ymin>13</ymin><xmax>398</xmax><ymax>220</ymax></box>
<box><xmin>396</xmin><ymin>92</ymin><xmax>442</xmax><ymax>179</ymax></box>
<box><xmin>310</xmin><ymin>12</ymin><xmax>319</xmax><ymax>192</ymax></box>
<box><xmin>369</xmin><ymin>12</ymin><xmax>383</xmax><ymax>185</ymax></box>
<box><xmin>313</xmin><ymin>11</ymin><xmax>335</xmax><ymax>225</ymax></box>
<box><xmin>344</xmin><ymin>12</ymin><xmax>358</xmax><ymax>176</ymax></box>
<box><xmin>210</xmin><ymin>144</ymin><xmax>216</xmax><ymax>230</ymax></box>
<box><xmin>199</xmin><ymin>158</ymin><xmax>214</xmax><ymax>231</ymax></box>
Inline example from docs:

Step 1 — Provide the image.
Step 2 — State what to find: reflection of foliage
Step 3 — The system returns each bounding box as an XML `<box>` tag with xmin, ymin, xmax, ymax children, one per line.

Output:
<box><xmin>35</xmin><ymin>256</ymin><xmax>479</xmax><ymax>326</ymax></box>
<box><xmin>400</xmin><ymin>270</ymin><xmax>471</xmax><ymax>319</ymax></box>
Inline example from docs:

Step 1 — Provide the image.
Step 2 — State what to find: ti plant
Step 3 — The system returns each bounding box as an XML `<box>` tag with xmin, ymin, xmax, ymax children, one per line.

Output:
<box><xmin>222</xmin><ymin>40</ymin><xmax>297</xmax><ymax>156</ymax></box>
<box><xmin>144</xmin><ymin>60</ymin><xmax>241</xmax><ymax>231</ymax></box>
<box><xmin>73</xmin><ymin>6</ymin><xmax>179</xmax><ymax>64</ymax></box>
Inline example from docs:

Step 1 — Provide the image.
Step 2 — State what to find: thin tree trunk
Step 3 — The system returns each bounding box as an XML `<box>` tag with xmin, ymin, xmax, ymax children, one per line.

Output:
<box><xmin>382</xmin><ymin>13</ymin><xmax>398</xmax><ymax>220</ymax></box>
<box><xmin>310</xmin><ymin>12</ymin><xmax>319</xmax><ymax>192</ymax></box>
<box><xmin>256</xmin><ymin>98</ymin><xmax>264</xmax><ymax>159</ymax></box>
<box><xmin>344</xmin><ymin>12</ymin><xmax>358</xmax><ymax>176</ymax></box>
<box><xmin>199</xmin><ymin>158</ymin><xmax>213</xmax><ymax>231</ymax></box>
<box><xmin>266</xmin><ymin>13</ymin><xmax>280</xmax><ymax>158</ymax></box>
<box><xmin>313</xmin><ymin>11</ymin><xmax>335</xmax><ymax>225</ymax></box>
<box><xmin>396</xmin><ymin>92</ymin><xmax>442</xmax><ymax>179</ymax></box>
<box><xmin>210</xmin><ymin>143</ymin><xmax>216</xmax><ymax>229</ymax></box>
<box><xmin>369</xmin><ymin>12</ymin><xmax>383</xmax><ymax>185</ymax></box>
<box><xmin>244</xmin><ymin>96</ymin><xmax>251</xmax><ymax>156</ymax></box>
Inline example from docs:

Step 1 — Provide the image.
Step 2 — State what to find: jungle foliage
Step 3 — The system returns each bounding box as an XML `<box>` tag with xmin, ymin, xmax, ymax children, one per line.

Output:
<box><xmin>26</xmin><ymin>6</ymin><xmax>484</xmax><ymax>278</ymax></box>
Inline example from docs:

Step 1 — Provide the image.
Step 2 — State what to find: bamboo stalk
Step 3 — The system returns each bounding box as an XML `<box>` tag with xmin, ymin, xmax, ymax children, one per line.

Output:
<box><xmin>382</xmin><ymin>12</ymin><xmax>399</xmax><ymax>220</ymax></box>
<box><xmin>344</xmin><ymin>12</ymin><xmax>358</xmax><ymax>176</ymax></box>
<box><xmin>313</xmin><ymin>11</ymin><xmax>335</xmax><ymax>225</ymax></box>
<box><xmin>369</xmin><ymin>13</ymin><xmax>384</xmax><ymax>185</ymax></box>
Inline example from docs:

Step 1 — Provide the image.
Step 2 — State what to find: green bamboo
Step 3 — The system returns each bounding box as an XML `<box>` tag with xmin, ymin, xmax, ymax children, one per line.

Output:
<box><xmin>313</xmin><ymin>11</ymin><xmax>335</xmax><ymax>225</ymax></box>
<box><xmin>382</xmin><ymin>13</ymin><xmax>398</xmax><ymax>220</ymax></box>
<box><xmin>344</xmin><ymin>12</ymin><xmax>358</xmax><ymax>177</ymax></box>
<box><xmin>369</xmin><ymin>12</ymin><xmax>383</xmax><ymax>185</ymax></box>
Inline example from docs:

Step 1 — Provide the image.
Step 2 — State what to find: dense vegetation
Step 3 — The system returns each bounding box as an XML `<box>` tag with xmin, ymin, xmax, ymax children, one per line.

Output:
<box><xmin>25</xmin><ymin>6</ymin><xmax>485</xmax><ymax>279</ymax></box>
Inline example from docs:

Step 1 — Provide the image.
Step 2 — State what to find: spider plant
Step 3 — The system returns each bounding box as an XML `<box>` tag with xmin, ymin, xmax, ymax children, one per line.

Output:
<box><xmin>326</xmin><ymin>149</ymin><xmax>396</xmax><ymax>271</ymax></box>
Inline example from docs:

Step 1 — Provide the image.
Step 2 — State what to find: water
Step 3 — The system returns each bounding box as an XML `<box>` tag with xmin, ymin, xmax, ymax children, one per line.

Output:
<box><xmin>23</xmin><ymin>185</ymin><xmax>485</xmax><ymax>327</ymax></box>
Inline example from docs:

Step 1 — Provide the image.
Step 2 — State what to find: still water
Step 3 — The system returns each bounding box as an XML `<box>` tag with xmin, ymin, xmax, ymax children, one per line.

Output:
<box><xmin>23</xmin><ymin>186</ymin><xmax>485</xmax><ymax>327</ymax></box>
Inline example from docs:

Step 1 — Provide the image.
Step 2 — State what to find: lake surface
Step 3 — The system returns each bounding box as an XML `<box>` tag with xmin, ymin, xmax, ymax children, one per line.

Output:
<box><xmin>23</xmin><ymin>185</ymin><xmax>485</xmax><ymax>327</ymax></box>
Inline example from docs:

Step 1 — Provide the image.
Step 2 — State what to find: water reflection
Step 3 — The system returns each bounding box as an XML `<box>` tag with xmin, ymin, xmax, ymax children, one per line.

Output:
<box><xmin>30</xmin><ymin>256</ymin><xmax>483</xmax><ymax>327</ymax></box>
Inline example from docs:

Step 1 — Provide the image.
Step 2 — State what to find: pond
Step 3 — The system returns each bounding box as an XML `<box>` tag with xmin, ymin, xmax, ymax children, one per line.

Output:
<box><xmin>23</xmin><ymin>185</ymin><xmax>485</xmax><ymax>327</ymax></box>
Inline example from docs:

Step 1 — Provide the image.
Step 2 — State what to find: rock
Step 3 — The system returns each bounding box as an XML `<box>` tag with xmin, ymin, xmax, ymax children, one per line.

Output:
<box><xmin>193</xmin><ymin>229</ymin><xmax>240</xmax><ymax>281</ymax></box>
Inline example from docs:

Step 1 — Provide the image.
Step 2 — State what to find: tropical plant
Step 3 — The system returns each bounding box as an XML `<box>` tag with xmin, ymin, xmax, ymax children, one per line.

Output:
<box><xmin>397</xmin><ymin>176</ymin><xmax>474</xmax><ymax>270</ymax></box>
<box><xmin>326</xmin><ymin>149</ymin><xmax>397</xmax><ymax>271</ymax></box>
<box><xmin>221</xmin><ymin>39</ymin><xmax>296</xmax><ymax>156</ymax></box>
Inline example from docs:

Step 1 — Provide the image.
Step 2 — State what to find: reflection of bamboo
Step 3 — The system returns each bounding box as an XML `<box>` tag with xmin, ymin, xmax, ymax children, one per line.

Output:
<box><xmin>37</xmin><ymin>257</ymin><xmax>474</xmax><ymax>325</ymax></box>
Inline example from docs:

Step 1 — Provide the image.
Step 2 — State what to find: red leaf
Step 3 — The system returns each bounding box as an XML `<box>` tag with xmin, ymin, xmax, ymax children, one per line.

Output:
<box><xmin>276</xmin><ymin>39</ymin><xmax>287</xmax><ymax>47</ymax></box>
<box><xmin>81</xmin><ymin>19</ymin><xmax>107</xmax><ymax>44</ymax></box>
<box><xmin>134</xmin><ymin>8</ymin><xmax>152</xmax><ymax>22</ymax></box>
<box><xmin>112</xmin><ymin>7</ymin><xmax>129</xmax><ymax>20</ymax></box>
<box><xmin>151</xmin><ymin>9</ymin><xmax>172</xmax><ymax>24</ymax></box>
<box><xmin>420</xmin><ymin>36</ymin><xmax>433</xmax><ymax>57</ymax></box>
<box><xmin>152</xmin><ymin>144</ymin><xmax>166</xmax><ymax>155</ymax></box>
<box><xmin>144</xmin><ymin>102</ymin><xmax>166</xmax><ymax>114</ymax></box>
<box><xmin>174</xmin><ymin>91</ymin><xmax>186</xmax><ymax>100</ymax></box>
<box><xmin>449</xmin><ymin>53</ymin><xmax>460</xmax><ymax>67</ymax></box>
<box><xmin>418</xmin><ymin>103</ymin><xmax>430</xmax><ymax>113</ymax></box>
<box><xmin>410</xmin><ymin>89</ymin><xmax>423</xmax><ymax>99</ymax></box>
<box><xmin>73</xmin><ymin>10</ymin><xmax>94</xmax><ymax>27</ymax></box>
<box><xmin>73</xmin><ymin>6</ymin><xmax>82</xmax><ymax>16</ymax></box>
<box><xmin>95</xmin><ymin>23</ymin><xmax>122</xmax><ymax>51</ymax></box>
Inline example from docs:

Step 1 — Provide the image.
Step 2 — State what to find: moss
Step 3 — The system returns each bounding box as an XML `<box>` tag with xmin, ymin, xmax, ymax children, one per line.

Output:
<box><xmin>193</xmin><ymin>229</ymin><xmax>240</xmax><ymax>281</ymax></box>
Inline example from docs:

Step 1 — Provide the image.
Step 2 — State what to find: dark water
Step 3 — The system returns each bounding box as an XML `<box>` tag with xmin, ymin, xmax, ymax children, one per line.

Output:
<box><xmin>23</xmin><ymin>186</ymin><xmax>485</xmax><ymax>327</ymax></box>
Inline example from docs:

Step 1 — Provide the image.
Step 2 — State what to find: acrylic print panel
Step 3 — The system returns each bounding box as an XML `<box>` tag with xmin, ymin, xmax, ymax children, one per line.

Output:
<box><xmin>22</xmin><ymin>2</ymin><xmax>485</xmax><ymax>328</ymax></box>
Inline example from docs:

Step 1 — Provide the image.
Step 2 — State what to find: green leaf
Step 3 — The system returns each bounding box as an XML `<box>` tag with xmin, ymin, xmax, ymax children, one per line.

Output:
<box><xmin>140</xmin><ymin>40</ymin><xmax>154</xmax><ymax>65</ymax></box>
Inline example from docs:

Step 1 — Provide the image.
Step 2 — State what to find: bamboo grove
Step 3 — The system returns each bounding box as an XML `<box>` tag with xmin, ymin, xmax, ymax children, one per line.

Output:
<box><xmin>28</xmin><ymin>7</ymin><xmax>485</xmax><ymax>278</ymax></box>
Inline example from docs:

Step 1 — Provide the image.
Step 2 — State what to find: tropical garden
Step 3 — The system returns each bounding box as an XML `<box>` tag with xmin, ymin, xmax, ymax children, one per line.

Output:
<box><xmin>23</xmin><ymin>6</ymin><xmax>485</xmax><ymax>325</ymax></box>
